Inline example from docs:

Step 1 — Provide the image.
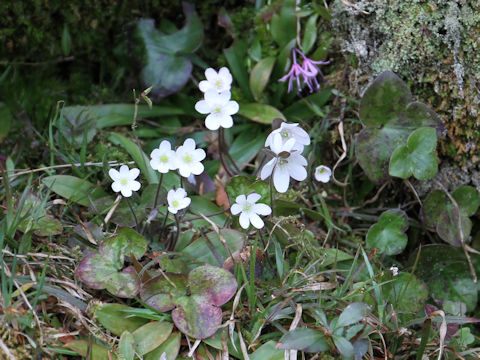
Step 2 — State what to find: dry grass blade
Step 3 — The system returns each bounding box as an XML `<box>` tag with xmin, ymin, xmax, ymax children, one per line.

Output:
<box><xmin>229</xmin><ymin>283</ymin><xmax>247</xmax><ymax>351</ymax></box>
<box><xmin>0</xmin><ymin>339</ymin><xmax>17</xmax><ymax>360</ymax></box>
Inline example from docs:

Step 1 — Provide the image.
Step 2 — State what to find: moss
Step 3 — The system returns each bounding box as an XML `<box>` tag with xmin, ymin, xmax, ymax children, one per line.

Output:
<box><xmin>330</xmin><ymin>0</ymin><xmax>480</xmax><ymax>165</ymax></box>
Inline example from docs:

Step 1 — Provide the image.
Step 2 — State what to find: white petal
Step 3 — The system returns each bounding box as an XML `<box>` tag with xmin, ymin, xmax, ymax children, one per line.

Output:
<box><xmin>195</xmin><ymin>100</ymin><xmax>211</xmax><ymax>114</ymax></box>
<box><xmin>291</xmin><ymin>153</ymin><xmax>307</xmax><ymax>166</ymax></box>
<box><xmin>292</xmin><ymin>127</ymin><xmax>311</xmax><ymax>145</ymax></box>
<box><xmin>271</xmin><ymin>133</ymin><xmax>283</xmax><ymax>154</ymax></box>
<box><xmin>199</xmin><ymin>80</ymin><xmax>212</xmax><ymax>92</ymax></box>
<box><xmin>178</xmin><ymin>166</ymin><xmax>191</xmax><ymax>178</ymax></box>
<box><xmin>167</xmin><ymin>189</ymin><xmax>175</xmax><ymax>203</ymax></box>
<box><xmin>205</xmin><ymin>68</ymin><xmax>217</xmax><ymax>82</ymax></box>
<box><xmin>109</xmin><ymin>168</ymin><xmax>120</xmax><ymax>181</ymax></box>
<box><xmin>193</xmin><ymin>148</ymin><xmax>206</xmax><ymax>162</ymax></box>
<box><xmin>273</xmin><ymin>166</ymin><xmax>290</xmax><ymax>193</ymax></box>
<box><xmin>156</xmin><ymin>163</ymin><xmax>170</xmax><ymax>174</ymax></box>
<box><xmin>130</xmin><ymin>180</ymin><xmax>141</xmax><ymax>192</ymax></box>
<box><xmin>230</xmin><ymin>203</ymin><xmax>242</xmax><ymax>215</ymax></box>
<box><xmin>204</xmin><ymin>89</ymin><xmax>220</xmax><ymax>104</ymax></box>
<box><xmin>121</xmin><ymin>188</ymin><xmax>133</xmax><ymax>197</ymax></box>
<box><xmin>205</xmin><ymin>114</ymin><xmax>221</xmax><ymax>130</ymax></box>
<box><xmin>189</xmin><ymin>162</ymin><xmax>204</xmax><ymax>175</ymax></box>
<box><xmin>247</xmin><ymin>193</ymin><xmax>261</xmax><ymax>203</ymax></box>
<box><xmin>111</xmin><ymin>181</ymin><xmax>121</xmax><ymax>193</ymax></box>
<box><xmin>218</xmin><ymin>91</ymin><xmax>231</xmax><ymax>104</ymax></box>
<box><xmin>265</xmin><ymin>132</ymin><xmax>275</xmax><ymax>148</ymax></box>
<box><xmin>168</xmin><ymin>206</ymin><xmax>178</xmax><ymax>214</ymax></box>
<box><xmin>287</xmin><ymin>162</ymin><xmax>307</xmax><ymax>181</ymax></box>
<box><xmin>260</xmin><ymin>158</ymin><xmax>276</xmax><ymax>180</ymax></box>
<box><xmin>183</xmin><ymin>138</ymin><xmax>196</xmax><ymax>151</ymax></box>
<box><xmin>253</xmin><ymin>203</ymin><xmax>271</xmax><ymax>216</ymax></box>
<box><xmin>224</xmin><ymin>101</ymin><xmax>239</xmax><ymax>115</ymax></box>
<box><xmin>159</xmin><ymin>140</ymin><xmax>171</xmax><ymax>152</ymax></box>
<box><xmin>239</xmin><ymin>212</ymin><xmax>250</xmax><ymax>229</ymax></box>
<box><xmin>218</xmin><ymin>67</ymin><xmax>232</xmax><ymax>85</ymax></box>
<box><xmin>249</xmin><ymin>213</ymin><xmax>264</xmax><ymax>229</ymax></box>
<box><xmin>235</xmin><ymin>194</ymin><xmax>247</xmax><ymax>205</ymax></box>
<box><xmin>119</xmin><ymin>165</ymin><xmax>130</xmax><ymax>175</ymax></box>
<box><xmin>176</xmin><ymin>188</ymin><xmax>187</xmax><ymax>198</ymax></box>
<box><xmin>219</xmin><ymin>115</ymin><xmax>233</xmax><ymax>129</ymax></box>
<box><xmin>150</xmin><ymin>148</ymin><xmax>161</xmax><ymax>160</ymax></box>
<box><xmin>283</xmin><ymin>138</ymin><xmax>296</xmax><ymax>153</ymax></box>
<box><xmin>128</xmin><ymin>168</ymin><xmax>140</xmax><ymax>180</ymax></box>
<box><xmin>181</xmin><ymin>197</ymin><xmax>191</xmax><ymax>209</ymax></box>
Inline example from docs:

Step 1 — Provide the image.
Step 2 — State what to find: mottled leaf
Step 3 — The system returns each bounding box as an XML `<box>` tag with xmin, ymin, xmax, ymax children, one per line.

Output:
<box><xmin>366</xmin><ymin>209</ymin><xmax>409</xmax><ymax>255</ymax></box>
<box><xmin>141</xmin><ymin>273</ymin><xmax>188</xmax><ymax>312</ymax></box>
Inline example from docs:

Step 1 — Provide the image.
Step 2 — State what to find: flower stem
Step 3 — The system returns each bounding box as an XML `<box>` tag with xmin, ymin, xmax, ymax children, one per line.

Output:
<box><xmin>218</xmin><ymin>128</ymin><xmax>239</xmax><ymax>176</ymax></box>
<box><xmin>126</xmin><ymin>197</ymin><xmax>140</xmax><ymax>232</ymax></box>
<box><xmin>170</xmin><ymin>213</ymin><xmax>181</xmax><ymax>251</ymax></box>
<box><xmin>153</xmin><ymin>172</ymin><xmax>164</xmax><ymax>209</ymax></box>
<box><xmin>269</xmin><ymin>176</ymin><xmax>275</xmax><ymax>217</ymax></box>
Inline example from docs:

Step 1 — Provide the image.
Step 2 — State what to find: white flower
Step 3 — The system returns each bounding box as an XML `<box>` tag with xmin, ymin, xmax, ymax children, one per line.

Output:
<box><xmin>314</xmin><ymin>165</ymin><xmax>332</xmax><ymax>183</ymax></box>
<box><xmin>108</xmin><ymin>165</ymin><xmax>141</xmax><ymax>197</ymax></box>
<box><xmin>167</xmin><ymin>188</ymin><xmax>191</xmax><ymax>214</ymax></box>
<box><xmin>175</xmin><ymin>138</ymin><xmax>206</xmax><ymax>178</ymax></box>
<box><xmin>230</xmin><ymin>192</ymin><xmax>271</xmax><ymax>229</ymax></box>
<box><xmin>150</xmin><ymin>140</ymin><xmax>177</xmax><ymax>174</ymax></box>
<box><xmin>265</xmin><ymin>122</ymin><xmax>310</xmax><ymax>153</ymax></box>
<box><xmin>390</xmin><ymin>266</ymin><xmax>399</xmax><ymax>277</ymax></box>
<box><xmin>260</xmin><ymin>133</ymin><xmax>308</xmax><ymax>193</ymax></box>
<box><xmin>199</xmin><ymin>67</ymin><xmax>233</xmax><ymax>93</ymax></box>
<box><xmin>195</xmin><ymin>90</ymin><xmax>239</xmax><ymax>130</ymax></box>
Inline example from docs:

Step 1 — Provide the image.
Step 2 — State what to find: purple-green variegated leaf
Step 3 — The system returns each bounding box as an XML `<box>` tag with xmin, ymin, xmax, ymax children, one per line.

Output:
<box><xmin>188</xmin><ymin>265</ymin><xmax>237</xmax><ymax>306</ymax></box>
<box><xmin>172</xmin><ymin>295</ymin><xmax>223</xmax><ymax>339</ymax></box>
<box><xmin>140</xmin><ymin>273</ymin><xmax>188</xmax><ymax>312</ymax></box>
<box><xmin>106</xmin><ymin>267</ymin><xmax>141</xmax><ymax>298</ymax></box>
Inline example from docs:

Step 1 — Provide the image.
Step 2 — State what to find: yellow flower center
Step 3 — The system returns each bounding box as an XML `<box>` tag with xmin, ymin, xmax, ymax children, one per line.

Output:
<box><xmin>245</xmin><ymin>204</ymin><xmax>251</xmax><ymax>211</ymax></box>
<box><xmin>281</xmin><ymin>131</ymin><xmax>289</xmax><ymax>138</ymax></box>
<box><xmin>279</xmin><ymin>159</ymin><xmax>287</xmax><ymax>166</ymax></box>
<box><xmin>121</xmin><ymin>179</ymin><xmax>128</xmax><ymax>185</ymax></box>
<box><xmin>215</xmin><ymin>80</ymin><xmax>222</xmax><ymax>87</ymax></box>
<box><xmin>214</xmin><ymin>106</ymin><xmax>221</xmax><ymax>113</ymax></box>
<box><xmin>172</xmin><ymin>200</ymin><xmax>179</xmax><ymax>207</ymax></box>
<box><xmin>317</xmin><ymin>168</ymin><xmax>326</xmax><ymax>174</ymax></box>
<box><xmin>184</xmin><ymin>155</ymin><xmax>192</xmax><ymax>163</ymax></box>
<box><xmin>160</xmin><ymin>155</ymin><xmax>168</xmax><ymax>163</ymax></box>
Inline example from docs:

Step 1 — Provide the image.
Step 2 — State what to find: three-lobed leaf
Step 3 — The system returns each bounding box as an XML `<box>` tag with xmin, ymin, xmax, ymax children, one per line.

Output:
<box><xmin>389</xmin><ymin>127</ymin><xmax>438</xmax><ymax>180</ymax></box>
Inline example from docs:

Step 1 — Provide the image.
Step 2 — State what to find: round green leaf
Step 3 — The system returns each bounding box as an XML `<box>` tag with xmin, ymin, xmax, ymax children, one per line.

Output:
<box><xmin>225</xmin><ymin>175</ymin><xmax>270</xmax><ymax>205</ymax></box>
<box><xmin>366</xmin><ymin>209</ymin><xmax>408</xmax><ymax>255</ymax></box>
<box><xmin>238</xmin><ymin>103</ymin><xmax>286</xmax><ymax>124</ymax></box>
<box><xmin>452</xmin><ymin>186</ymin><xmax>480</xmax><ymax>216</ymax></box>
<box><xmin>140</xmin><ymin>273</ymin><xmax>188</xmax><ymax>312</ymax></box>
<box><xmin>115</xmin><ymin>227</ymin><xmax>147</xmax><ymax>259</ymax></box>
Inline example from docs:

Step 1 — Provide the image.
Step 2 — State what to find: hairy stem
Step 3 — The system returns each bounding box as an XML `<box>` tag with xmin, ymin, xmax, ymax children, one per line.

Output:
<box><xmin>153</xmin><ymin>172</ymin><xmax>164</xmax><ymax>209</ymax></box>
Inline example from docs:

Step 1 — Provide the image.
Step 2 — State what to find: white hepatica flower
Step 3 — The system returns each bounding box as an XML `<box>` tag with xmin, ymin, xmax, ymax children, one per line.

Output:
<box><xmin>230</xmin><ymin>192</ymin><xmax>271</xmax><ymax>229</ymax></box>
<box><xmin>260</xmin><ymin>133</ymin><xmax>308</xmax><ymax>193</ymax></box>
<box><xmin>150</xmin><ymin>140</ymin><xmax>177</xmax><ymax>174</ymax></box>
<box><xmin>199</xmin><ymin>67</ymin><xmax>233</xmax><ymax>93</ymax></box>
<box><xmin>175</xmin><ymin>138</ymin><xmax>206</xmax><ymax>178</ymax></box>
<box><xmin>195</xmin><ymin>90</ymin><xmax>239</xmax><ymax>130</ymax></box>
<box><xmin>265</xmin><ymin>122</ymin><xmax>310</xmax><ymax>152</ymax></box>
<box><xmin>314</xmin><ymin>165</ymin><xmax>332</xmax><ymax>183</ymax></box>
<box><xmin>109</xmin><ymin>165</ymin><xmax>141</xmax><ymax>197</ymax></box>
<box><xmin>167</xmin><ymin>188</ymin><xmax>191</xmax><ymax>214</ymax></box>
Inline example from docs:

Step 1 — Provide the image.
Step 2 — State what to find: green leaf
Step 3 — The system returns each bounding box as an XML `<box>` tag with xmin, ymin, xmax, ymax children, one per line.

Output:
<box><xmin>76</xmin><ymin>229</ymin><xmax>147</xmax><ymax>298</ymax></box>
<box><xmin>389</xmin><ymin>127</ymin><xmax>438</xmax><ymax>180</ymax></box>
<box><xmin>301</xmin><ymin>15</ymin><xmax>318</xmax><ymax>54</ymax></box>
<box><xmin>250</xmin><ymin>57</ymin><xmax>276</xmax><ymax>101</ymax></box>
<box><xmin>332</xmin><ymin>335</ymin><xmax>354</xmax><ymax>359</ymax></box>
<box><xmin>62</xmin><ymin>104</ymin><xmax>185</xmax><ymax>129</ymax></box>
<box><xmin>133</xmin><ymin>321</ymin><xmax>173</xmax><ymax>355</ymax></box>
<box><xmin>0</xmin><ymin>103</ymin><xmax>12</xmax><ymax>141</ymax></box>
<box><xmin>238</xmin><ymin>103</ymin><xmax>286</xmax><ymax>124</ymax></box>
<box><xmin>64</xmin><ymin>340</ymin><xmax>111</xmax><ymax>360</ymax></box>
<box><xmin>118</xmin><ymin>331</ymin><xmax>135</xmax><ymax>360</ymax></box>
<box><xmin>94</xmin><ymin>303</ymin><xmax>149</xmax><ymax>336</ymax></box>
<box><xmin>355</xmin><ymin>71</ymin><xmax>441</xmax><ymax>183</ymax></box>
<box><xmin>283</xmin><ymin>90</ymin><xmax>331</xmax><ymax>121</ymax></box>
<box><xmin>271</xmin><ymin>0</ymin><xmax>297</xmax><ymax>48</ymax></box>
<box><xmin>134</xmin><ymin>3</ymin><xmax>203</xmax><ymax>98</ymax></box>
<box><xmin>366</xmin><ymin>209</ymin><xmax>409</xmax><ymax>255</ymax></box>
<box><xmin>224</xmin><ymin>40</ymin><xmax>253</xmax><ymax>101</ymax></box>
<box><xmin>383</xmin><ymin>273</ymin><xmax>428</xmax><ymax>315</ymax></box>
<box><xmin>188</xmin><ymin>196</ymin><xmax>227</xmax><ymax>228</ymax></box>
<box><xmin>61</xmin><ymin>25</ymin><xmax>72</xmax><ymax>56</ymax></box>
<box><xmin>415</xmin><ymin>245</ymin><xmax>478</xmax><ymax>312</ymax></box>
<box><xmin>145</xmin><ymin>332</ymin><xmax>181</xmax><ymax>360</ymax></box>
<box><xmin>336</xmin><ymin>302</ymin><xmax>369</xmax><ymax>329</ymax></box>
<box><xmin>422</xmin><ymin>186</ymin><xmax>479</xmax><ymax>246</ymax></box>
<box><xmin>17</xmin><ymin>192</ymin><xmax>63</xmax><ymax>236</ymax></box>
<box><xmin>225</xmin><ymin>176</ymin><xmax>270</xmax><ymax>205</ymax></box>
<box><xmin>42</xmin><ymin>175</ymin><xmax>109</xmax><ymax>207</ymax></box>
<box><xmin>109</xmin><ymin>132</ymin><xmax>158</xmax><ymax>184</ymax></box>
<box><xmin>278</xmin><ymin>328</ymin><xmax>329</xmax><ymax>352</ymax></box>
<box><xmin>250</xmin><ymin>341</ymin><xmax>284</xmax><ymax>360</ymax></box>
<box><xmin>140</xmin><ymin>265</ymin><xmax>237</xmax><ymax>339</ymax></box>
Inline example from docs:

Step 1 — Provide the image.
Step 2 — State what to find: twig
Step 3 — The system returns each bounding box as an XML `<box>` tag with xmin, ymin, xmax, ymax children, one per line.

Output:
<box><xmin>331</xmin><ymin>99</ymin><xmax>349</xmax><ymax>187</ymax></box>
<box><xmin>104</xmin><ymin>195</ymin><xmax>122</xmax><ymax>226</ymax></box>
<box><xmin>404</xmin><ymin>179</ymin><xmax>422</xmax><ymax>205</ymax></box>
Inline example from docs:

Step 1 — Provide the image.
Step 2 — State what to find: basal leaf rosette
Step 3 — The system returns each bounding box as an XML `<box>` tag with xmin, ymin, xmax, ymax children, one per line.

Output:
<box><xmin>140</xmin><ymin>265</ymin><xmax>237</xmax><ymax>339</ymax></box>
<box><xmin>355</xmin><ymin>71</ymin><xmax>442</xmax><ymax>183</ymax></box>
<box><xmin>76</xmin><ymin>228</ymin><xmax>147</xmax><ymax>298</ymax></box>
